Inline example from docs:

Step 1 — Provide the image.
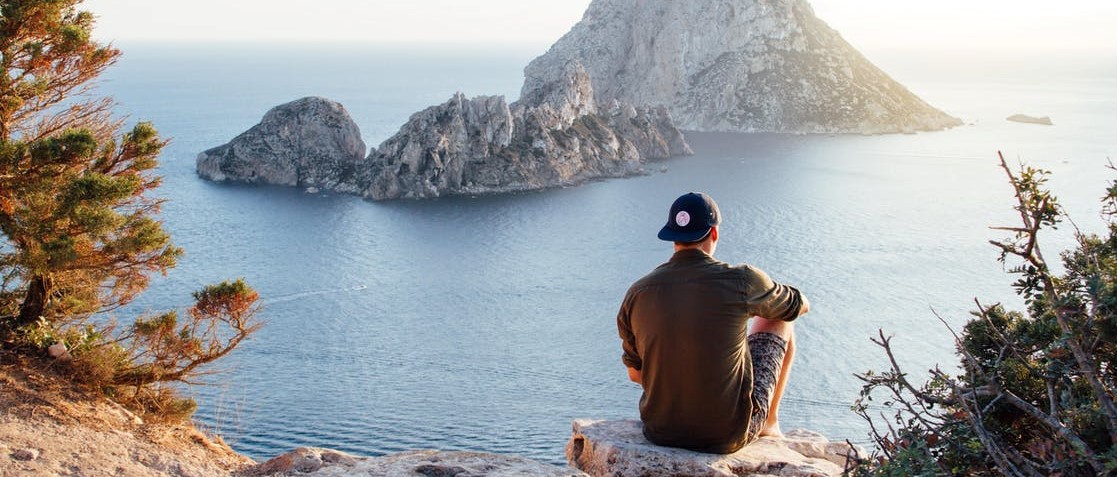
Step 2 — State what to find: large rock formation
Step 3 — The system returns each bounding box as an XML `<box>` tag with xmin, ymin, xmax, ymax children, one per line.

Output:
<box><xmin>196</xmin><ymin>1</ymin><xmax>966</xmax><ymax>199</ymax></box>
<box><xmin>197</xmin><ymin>63</ymin><xmax>690</xmax><ymax>200</ymax></box>
<box><xmin>566</xmin><ymin>419</ymin><xmax>862</xmax><ymax>477</ymax></box>
<box><xmin>523</xmin><ymin>0</ymin><xmax>962</xmax><ymax>134</ymax></box>
<box><xmin>197</xmin><ymin>97</ymin><xmax>367</xmax><ymax>192</ymax></box>
<box><xmin>243</xmin><ymin>447</ymin><xmax>589</xmax><ymax>477</ymax></box>
<box><xmin>360</xmin><ymin>61</ymin><xmax>690</xmax><ymax>200</ymax></box>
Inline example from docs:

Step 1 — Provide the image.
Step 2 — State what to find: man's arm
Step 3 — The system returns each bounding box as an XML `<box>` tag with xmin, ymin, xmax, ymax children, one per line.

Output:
<box><xmin>618</xmin><ymin>292</ymin><xmax>644</xmax><ymax>386</ymax></box>
<box><xmin>627</xmin><ymin>366</ymin><xmax>643</xmax><ymax>386</ymax></box>
<box><xmin>745</xmin><ymin>266</ymin><xmax>810</xmax><ymax>322</ymax></box>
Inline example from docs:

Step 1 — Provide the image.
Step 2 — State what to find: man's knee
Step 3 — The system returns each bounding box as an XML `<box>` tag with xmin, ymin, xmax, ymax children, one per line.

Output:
<box><xmin>749</xmin><ymin>316</ymin><xmax>793</xmax><ymax>342</ymax></box>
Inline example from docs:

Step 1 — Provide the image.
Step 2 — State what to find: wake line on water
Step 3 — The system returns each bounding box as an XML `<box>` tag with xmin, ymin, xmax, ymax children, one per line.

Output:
<box><xmin>263</xmin><ymin>285</ymin><xmax>369</xmax><ymax>305</ymax></box>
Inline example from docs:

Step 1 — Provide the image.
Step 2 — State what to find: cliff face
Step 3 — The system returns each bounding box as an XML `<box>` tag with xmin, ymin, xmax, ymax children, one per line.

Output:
<box><xmin>360</xmin><ymin>61</ymin><xmax>691</xmax><ymax>200</ymax></box>
<box><xmin>196</xmin><ymin>97</ymin><xmax>366</xmax><ymax>192</ymax></box>
<box><xmin>523</xmin><ymin>0</ymin><xmax>961</xmax><ymax>133</ymax></box>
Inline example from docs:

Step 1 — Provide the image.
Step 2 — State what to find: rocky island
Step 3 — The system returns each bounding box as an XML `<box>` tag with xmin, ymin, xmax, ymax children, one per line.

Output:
<box><xmin>198</xmin><ymin>62</ymin><xmax>689</xmax><ymax>200</ymax></box>
<box><xmin>524</xmin><ymin>0</ymin><xmax>961</xmax><ymax>134</ymax></box>
<box><xmin>196</xmin><ymin>97</ymin><xmax>367</xmax><ymax>194</ymax></box>
<box><xmin>1006</xmin><ymin>113</ymin><xmax>1054</xmax><ymax>126</ymax></box>
<box><xmin>198</xmin><ymin>0</ymin><xmax>962</xmax><ymax>199</ymax></box>
<box><xmin>358</xmin><ymin>61</ymin><xmax>690</xmax><ymax>200</ymax></box>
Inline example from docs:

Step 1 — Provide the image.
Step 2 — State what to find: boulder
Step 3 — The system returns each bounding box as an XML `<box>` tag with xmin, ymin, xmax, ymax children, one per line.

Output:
<box><xmin>46</xmin><ymin>343</ymin><xmax>70</xmax><ymax>361</ymax></box>
<box><xmin>241</xmin><ymin>447</ymin><xmax>359</xmax><ymax>475</ymax></box>
<box><xmin>197</xmin><ymin>96</ymin><xmax>367</xmax><ymax>192</ymax></box>
<box><xmin>566</xmin><ymin>419</ymin><xmax>863</xmax><ymax>477</ymax></box>
<box><xmin>243</xmin><ymin>448</ymin><xmax>589</xmax><ymax>477</ymax></box>
<box><xmin>11</xmin><ymin>447</ymin><xmax>40</xmax><ymax>461</ymax></box>
<box><xmin>523</xmin><ymin>0</ymin><xmax>962</xmax><ymax>134</ymax></box>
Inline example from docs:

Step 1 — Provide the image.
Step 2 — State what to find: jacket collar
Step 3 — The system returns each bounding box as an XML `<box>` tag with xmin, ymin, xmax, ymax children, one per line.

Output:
<box><xmin>670</xmin><ymin>248</ymin><xmax>713</xmax><ymax>262</ymax></box>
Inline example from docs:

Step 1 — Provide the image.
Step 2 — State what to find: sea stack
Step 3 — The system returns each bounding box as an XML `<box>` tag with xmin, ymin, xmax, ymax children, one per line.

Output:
<box><xmin>196</xmin><ymin>97</ymin><xmax>367</xmax><ymax>192</ymax></box>
<box><xmin>523</xmin><ymin>0</ymin><xmax>962</xmax><ymax>134</ymax></box>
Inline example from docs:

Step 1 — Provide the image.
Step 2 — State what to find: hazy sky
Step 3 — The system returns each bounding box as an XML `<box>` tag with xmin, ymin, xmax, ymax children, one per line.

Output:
<box><xmin>82</xmin><ymin>0</ymin><xmax>1116</xmax><ymax>53</ymax></box>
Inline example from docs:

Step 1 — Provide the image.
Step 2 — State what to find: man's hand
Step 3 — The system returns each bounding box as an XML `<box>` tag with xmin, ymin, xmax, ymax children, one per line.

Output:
<box><xmin>627</xmin><ymin>366</ymin><xmax>643</xmax><ymax>386</ymax></box>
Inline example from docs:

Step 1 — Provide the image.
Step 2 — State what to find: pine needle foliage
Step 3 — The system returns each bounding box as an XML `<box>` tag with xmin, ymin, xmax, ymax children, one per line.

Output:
<box><xmin>0</xmin><ymin>0</ymin><xmax>259</xmax><ymax>421</ymax></box>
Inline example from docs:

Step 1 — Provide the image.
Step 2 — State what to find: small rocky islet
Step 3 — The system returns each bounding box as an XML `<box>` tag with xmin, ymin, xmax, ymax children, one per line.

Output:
<box><xmin>196</xmin><ymin>0</ymin><xmax>960</xmax><ymax>200</ymax></box>
<box><xmin>1006</xmin><ymin>113</ymin><xmax>1054</xmax><ymax>126</ymax></box>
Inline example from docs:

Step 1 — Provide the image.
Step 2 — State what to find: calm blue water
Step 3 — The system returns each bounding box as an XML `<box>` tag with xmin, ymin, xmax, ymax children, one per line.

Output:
<box><xmin>97</xmin><ymin>43</ymin><xmax>1117</xmax><ymax>463</ymax></box>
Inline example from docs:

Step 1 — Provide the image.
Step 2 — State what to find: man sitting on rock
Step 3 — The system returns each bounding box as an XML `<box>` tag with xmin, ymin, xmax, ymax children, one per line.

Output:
<box><xmin>616</xmin><ymin>192</ymin><xmax>809</xmax><ymax>454</ymax></box>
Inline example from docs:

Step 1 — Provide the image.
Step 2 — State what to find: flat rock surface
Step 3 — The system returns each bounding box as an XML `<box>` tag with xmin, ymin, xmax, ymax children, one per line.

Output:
<box><xmin>566</xmin><ymin>419</ymin><xmax>861</xmax><ymax>477</ymax></box>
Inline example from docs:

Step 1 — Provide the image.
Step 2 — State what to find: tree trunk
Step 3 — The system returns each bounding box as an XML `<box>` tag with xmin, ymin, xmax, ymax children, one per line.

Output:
<box><xmin>15</xmin><ymin>274</ymin><xmax>51</xmax><ymax>328</ymax></box>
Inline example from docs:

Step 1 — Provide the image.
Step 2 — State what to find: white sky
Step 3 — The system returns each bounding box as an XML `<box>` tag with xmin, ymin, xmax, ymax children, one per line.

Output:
<box><xmin>81</xmin><ymin>0</ymin><xmax>1117</xmax><ymax>53</ymax></box>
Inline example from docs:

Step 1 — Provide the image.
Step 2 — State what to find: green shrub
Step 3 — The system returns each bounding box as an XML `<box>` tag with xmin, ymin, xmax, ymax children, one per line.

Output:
<box><xmin>853</xmin><ymin>155</ymin><xmax>1117</xmax><ymax>476</ymax></box>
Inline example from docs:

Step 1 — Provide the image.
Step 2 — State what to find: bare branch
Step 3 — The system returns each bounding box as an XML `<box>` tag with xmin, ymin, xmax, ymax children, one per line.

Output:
<box><xmin>998</xmin><ymin>388</ymin><xmax>1105</xmax><ymax>473</ymax></box>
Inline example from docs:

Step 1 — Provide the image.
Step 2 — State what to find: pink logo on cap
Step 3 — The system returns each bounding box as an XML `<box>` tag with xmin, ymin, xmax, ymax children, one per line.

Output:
<box><xmin>675</xmin><ymin>211</ymin><xmax>691</xmax><ymax>227</ymax></box>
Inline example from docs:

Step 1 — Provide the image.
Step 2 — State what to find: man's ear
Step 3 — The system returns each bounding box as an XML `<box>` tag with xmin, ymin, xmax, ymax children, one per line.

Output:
<box><xmin>710</xmin><ymin>226</ymin><xmax>719</xmax><ymax>242</ymax></box>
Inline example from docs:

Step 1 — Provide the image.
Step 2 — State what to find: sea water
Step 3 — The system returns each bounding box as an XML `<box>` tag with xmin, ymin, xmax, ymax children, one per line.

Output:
<box><xmin>97</xmin><ymin>43</ymin><xmax>1117</xmax><ymax>463</ymax></box>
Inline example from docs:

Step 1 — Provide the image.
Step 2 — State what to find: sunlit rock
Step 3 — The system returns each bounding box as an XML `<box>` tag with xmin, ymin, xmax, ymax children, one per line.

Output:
<box><xmin>360</xmin><ymin>60</ymin><xmax>691</xmax><ymax>200</ymax></box>
<box><xmin>196</xmin><ymin>97</ymin><xmax>366</xmax><ymax>192</ymax></box>
<box><xmin>523</xmin><ymin>0</ymin><xmax>962</xmax><ymax>134</ymax></box>
<box><xmin>566</xmin><ymin>419</ymin><xmax>863</xmax><ymax>477</ymax></box>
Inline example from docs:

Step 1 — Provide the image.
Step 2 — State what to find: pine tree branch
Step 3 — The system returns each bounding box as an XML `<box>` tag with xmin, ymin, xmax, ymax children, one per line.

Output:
<box><xmin>997</xmin><ymin>387</ymin><xmax>1104</xmax><ymax>474</ymax></box>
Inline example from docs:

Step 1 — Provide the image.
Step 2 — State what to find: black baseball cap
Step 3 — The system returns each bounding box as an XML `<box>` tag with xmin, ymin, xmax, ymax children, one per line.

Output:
<box><xmin>657</xmin><ymin>192</ymin><xmax>721</xmax><ymax>243</ymax></box>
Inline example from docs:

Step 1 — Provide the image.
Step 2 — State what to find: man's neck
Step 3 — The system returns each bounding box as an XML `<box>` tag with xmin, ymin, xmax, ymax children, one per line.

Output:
<box><xmin>674</xmin><ymin>243</ymin><xmax>715</xmax><ymax>256</ymax></box>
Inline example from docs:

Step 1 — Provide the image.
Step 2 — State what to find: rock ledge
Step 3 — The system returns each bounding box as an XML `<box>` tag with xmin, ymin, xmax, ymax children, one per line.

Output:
<box><xmin>242</xmin><ymin>447</ymin><xmax>588</xmax><ymax>477</ymax></box>
<box><xmin>566</xmin><ymin>419</ymin><xmax>861</xmax><ymax>477</ymax></box>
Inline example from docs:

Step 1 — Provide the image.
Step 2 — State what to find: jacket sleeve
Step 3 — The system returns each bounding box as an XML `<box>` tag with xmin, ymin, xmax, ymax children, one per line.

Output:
<box><xmin>742</xmin><ymin>266</ymin><xmax>809</xmax><ymax>322</ymax></box>
<box><xmin>617</xmin><ymin>290</ymin><xmax>642</xmax><ymax>370</ymax></box>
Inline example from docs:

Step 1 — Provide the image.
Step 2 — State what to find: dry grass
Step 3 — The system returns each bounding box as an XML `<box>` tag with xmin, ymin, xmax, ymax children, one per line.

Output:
<box><xmin>0</xmin><ymin>350</ymin><xmax>104</xmax><ymax>427</ymax></box>
<box><xmin>0</xmin><ymin>349</ymin><xmax>253</xmax><ymax>476</ymax></box>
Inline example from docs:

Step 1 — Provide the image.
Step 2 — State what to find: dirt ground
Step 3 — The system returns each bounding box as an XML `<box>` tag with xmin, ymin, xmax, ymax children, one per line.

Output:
<box><xmin>0</xmin><ymin>353</ymin><xmax>253</xmax><ymax>477</ymax></box>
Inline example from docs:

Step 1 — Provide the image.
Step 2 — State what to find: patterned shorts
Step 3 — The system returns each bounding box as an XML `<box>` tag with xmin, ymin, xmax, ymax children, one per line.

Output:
<box><xmin>745</xmin><ymin>332</ymin><xmax>789</xmax><ymax>443</ymax></box>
